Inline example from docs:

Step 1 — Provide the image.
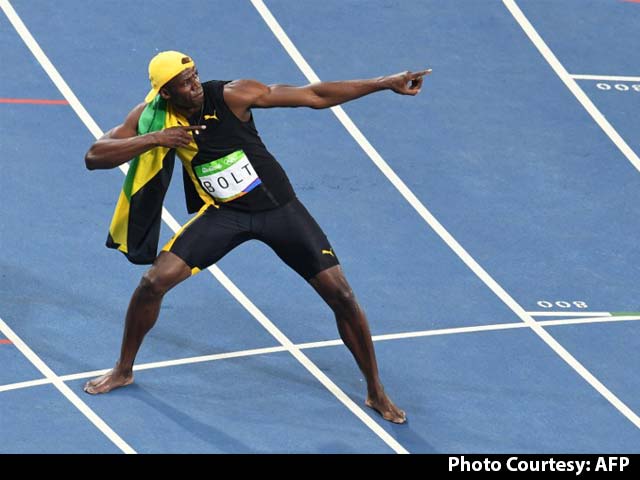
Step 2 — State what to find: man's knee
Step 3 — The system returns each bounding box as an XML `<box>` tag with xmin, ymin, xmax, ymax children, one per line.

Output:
<box><xmin>327</xmin><ymin>285</ymin><xmax>358</xmax><ymax>313</ymax></box>
<box><xmin>138</xmin><ymin>271</ymin><xmax>170</xmax><ymax>298</ymax></box>
<box><xmin>311</xmin><ymin>266</ymin><xmax>360</xmax><ymax>313</ymax></box>
<box><xmin>137</xmin><ymin>256</ymin><xmax>190</xmax><ymax>298</ymax></box>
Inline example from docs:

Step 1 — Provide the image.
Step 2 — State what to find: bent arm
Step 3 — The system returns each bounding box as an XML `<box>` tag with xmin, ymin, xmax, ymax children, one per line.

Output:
<box><xmin>84</xmin><ymin>104</ymin><xmax>206</xmax><ymax>170</ymax></box>
<box><xmin>223</xmin><ymin>69</ymin><xmax>430</xmax><ymax>119</ymax></box>
<box><xmin>84</xmin><ymin>103</ymin><xmax>153</xmax><ymax>170</ymax></box>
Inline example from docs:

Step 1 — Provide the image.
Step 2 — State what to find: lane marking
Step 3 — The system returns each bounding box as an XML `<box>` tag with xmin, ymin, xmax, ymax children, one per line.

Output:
<box><xmin>60</xmin><ymin>346</ymin><xmax>289</xmax><ymax>383</ymax></box>
<box><xmin>0</xmin><ymin>0</ymin><xmax>406</xmax><ymax>454</ymax></box>
<box><xmin>0</xmin><ymin>2</ymin><xmax>103</xmax><ymax>139</ymax></box>
<box><xmin>162</xmin><ymin>212</ymin><xmax>408</xmax><ymax>453</ymax></box>
<box><xmin>0</xmin><ymin>316</ymin><xmax>135</xmax><ymax>453</ymax></box>
<box><xmin>527</xmin><ymin>311</ymin><xmax>612</xmax><ymax>317</ymax></box>
<box><xmin>0</xmin><ymin>0</ymin><xmax>135</xmax><ymax>454</ymax></box>
<box><xmin>299</xmin><ymin>316</ymin><xmax>640</xmax><ymax>346</ymax></box>
<box><xmin>571</xmin><ymin>74</ymin><xmax>640</xmax><ymax>82</ymax></box>
<box><xmin>502</xmin><ymin>0</ymin><xmax>640</xmax><ymax>428</ymax></box>
<box><xmin>0</xmin><ymin>378</ymin><xmax>51</xmax><ymax>393</ymax></box>
<box><xmin>201</xmin><ymin>264</ymin><xmax>409</xmax><ymax>453</ymax></box>
<box><xmin>0</xmin><ymin>97</ymin><xmax>69</xmax><ymax>104</ymax></box>
<box><xmin>529</xmin><ymin>311</ymin><xmax>640</xmax><ymax>317</ymax></box>
<box><xmin>4</xmin><ymin>314</ymin><xmax>640</xmax><ymax>393</ymax></box>
<box><xmin>252</xmin><ymin>0</ymin><xmax>640</xmax><ymax>430</ymax></box>
<box><xmin>503</xmin><ymin>0</ymin><xmax>640</xmax><ymax>174</ymax></box>
<box><xmin>538</xmin><ymin>315</ymin><xmax>640</xmax><ymax>326</ymax></box>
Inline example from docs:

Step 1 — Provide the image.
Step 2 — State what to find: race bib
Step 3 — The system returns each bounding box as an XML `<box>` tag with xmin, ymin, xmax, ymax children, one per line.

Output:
<box><xmin>194</xmin><ymin>150</ymin><xmax>262</xmax><ymax>202</ymax></box>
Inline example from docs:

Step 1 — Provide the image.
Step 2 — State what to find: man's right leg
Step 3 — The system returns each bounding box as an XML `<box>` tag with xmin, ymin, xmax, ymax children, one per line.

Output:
<box><xmin>84</xmin><ymin>251</ymin><xmax>191</xmax><ymax>394</ymax></box>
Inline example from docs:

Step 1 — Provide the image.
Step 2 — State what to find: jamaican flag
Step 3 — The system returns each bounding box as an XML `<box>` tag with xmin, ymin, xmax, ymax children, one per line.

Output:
<box><xmin>106</xmin><ymin>96</ymin><xmax>204</xmax><ymax>264</ymax></box>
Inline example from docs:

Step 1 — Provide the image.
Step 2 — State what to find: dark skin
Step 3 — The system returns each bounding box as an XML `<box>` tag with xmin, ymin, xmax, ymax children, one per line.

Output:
<box><xmin>84</xmin><ymin>66</ymin><xmax>431</xmax><ymax>424</ymax></box>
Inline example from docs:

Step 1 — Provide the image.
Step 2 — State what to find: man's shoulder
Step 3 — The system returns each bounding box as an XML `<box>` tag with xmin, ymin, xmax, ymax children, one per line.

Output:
<box><xmin>222</xmin><ymin>79</ymin><xmax>268</xmax><ymax>95</ymax></box>
<box><xmin>203</xmin><ymin>79</ymin><xmax>232</xmax><ymax>97</ymax></box>
<box><xmin>123</xmin><ymin>102</ymin><xmax>147</xmax><ymax>126</ymax></box>
<box><xmin>204</xmin><ymin>79</ymin><xmax>232</xmax><ymax>87</ymax></box>
<box><xmin>219</xmin><ymin>79</ymin><xmax>263</xmax><ymax>100</ymax></box>
<box><xmin>215</xmin><ymin>80</ymin><xmax>268</xmax><ymax>110</ymax></box>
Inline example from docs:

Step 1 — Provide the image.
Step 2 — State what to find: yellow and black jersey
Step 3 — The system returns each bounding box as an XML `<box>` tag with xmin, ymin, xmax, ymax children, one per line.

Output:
<box><xmin>183</xmin><ymin>80</ymin><xmax>295</xmax><ymax>212</ymax></box>
<box><xmin>106</xmin><ymin>81</ymin><xmax>297</xmax><ymax>264</ymax></box>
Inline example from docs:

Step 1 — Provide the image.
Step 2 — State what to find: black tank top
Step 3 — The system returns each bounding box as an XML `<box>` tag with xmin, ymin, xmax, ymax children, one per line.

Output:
<box><xmin>187</xmin><ymin>80</ymin><xmax>295</xmax><ymax>211</ymax></box>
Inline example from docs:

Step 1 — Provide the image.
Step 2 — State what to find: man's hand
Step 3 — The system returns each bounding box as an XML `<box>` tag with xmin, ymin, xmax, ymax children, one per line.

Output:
<box><xmin>85</xmin><ymin>102</ymin><xmax>208</xmax><ymax>170</ymax></box>
<box><xmin>153</xmin><ymin>125</ymin><xmax>206</xmax><ymax>148</ymax></box>
<box><xmin>385</xmin><ymin>69</ymin><xmax>432</xmax><ymax>95</ymax></box>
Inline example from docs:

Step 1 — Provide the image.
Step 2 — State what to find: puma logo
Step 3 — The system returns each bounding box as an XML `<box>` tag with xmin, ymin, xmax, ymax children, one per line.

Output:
<box><xmin>322</xmin><ymin>249</ymin><xmax>335</xmax><ymax>257</ymax></box>
<box><xmin>204</xmin><ymin>112</ymin><xmax>219</xmax><ymax>121</ymax></box>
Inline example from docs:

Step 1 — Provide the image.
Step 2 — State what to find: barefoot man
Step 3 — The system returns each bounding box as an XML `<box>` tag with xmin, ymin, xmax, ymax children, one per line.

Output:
<box><xmin>84</xmin><ymin>50</ymin><xmax>431</xmax><ymax>424</ymax></box>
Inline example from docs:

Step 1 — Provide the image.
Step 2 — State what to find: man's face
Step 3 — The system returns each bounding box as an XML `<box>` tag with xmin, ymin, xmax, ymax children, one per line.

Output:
<box><xmin>161</xmin><ymin>67</ymin><xmax>204</xmax><ymax>109</ymax></box>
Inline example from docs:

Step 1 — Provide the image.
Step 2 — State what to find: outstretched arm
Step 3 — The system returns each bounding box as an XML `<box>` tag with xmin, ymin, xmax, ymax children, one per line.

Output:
<box><xmin>84</xmin><ymin>103</ymin><xmax>206</xmax><ymax>170</ymax></box>
<box><xmin>224</xmin><ymin>69</ymin><xmax>431</xmax><ymax>121</ymax></box>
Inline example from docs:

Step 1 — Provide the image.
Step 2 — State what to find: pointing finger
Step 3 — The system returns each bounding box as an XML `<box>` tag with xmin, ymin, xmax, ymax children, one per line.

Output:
<box><xmin>412</xmin><ymin>69</ymin><xmax>432</xmax><ymax>78</ymax></box>
<box><xmin>183</xmin><ymin>125</ymin><xmax>207</xmax><ymax>131</ymax></box>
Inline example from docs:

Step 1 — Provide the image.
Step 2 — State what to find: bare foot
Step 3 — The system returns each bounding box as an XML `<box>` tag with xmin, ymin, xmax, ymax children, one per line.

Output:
<box><xmin>83</xmin><ymin>368</ymin><xmax>134</xmax><ymax>395</ymax></box>
<box><xmin>366</xmin><ymin>394</ymin><xmax>407</xmax><ymax>424</ymax></box>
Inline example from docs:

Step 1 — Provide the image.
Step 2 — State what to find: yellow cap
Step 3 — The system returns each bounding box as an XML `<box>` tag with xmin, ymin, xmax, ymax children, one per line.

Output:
<box><xmin>145</xmin><ymin>51</ymin><xmax>195</xmax><ymax>103</ymax></box>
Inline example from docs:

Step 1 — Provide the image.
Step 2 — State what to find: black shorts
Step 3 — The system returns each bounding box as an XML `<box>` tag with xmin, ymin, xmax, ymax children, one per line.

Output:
<box><xmin>162</xmin><ymin>198</ymin><xmax>339</xmax><ymax>280</ymax></box>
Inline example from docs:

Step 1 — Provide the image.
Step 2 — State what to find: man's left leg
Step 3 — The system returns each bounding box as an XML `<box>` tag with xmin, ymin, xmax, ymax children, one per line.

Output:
<box><xmin>258</xmin><ymin>198</ymin><xmax>406</xmax><ymax>423</ymax></box>
<box><xmin>309</xmin><ymin>265</ymin><xmax>406</xmax><ymax>424</ymax></box>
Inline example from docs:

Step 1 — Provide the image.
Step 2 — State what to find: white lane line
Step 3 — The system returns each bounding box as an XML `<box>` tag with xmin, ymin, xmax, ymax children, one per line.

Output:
<box><xmin>0</xmin><ymin>378</ymin><xmax>51</xmax><ymax>393</ymax></box>
<box><xmin>5</xmin><ymin>314</ymin><xmax>640</xmax><ymax>393</ymax></box>
<box><xmin>571</xmin><ymin>75</ymin><xmax>640</xmax><ymax>82</ymax></box>
<box><xmin>301</xmin><ymin>315</ymin><xmax>640</xmax><ymax>346</ymax></box>
<box><xmin>527</xmin><ymin>311</ymin><xmax>612</xmax><ymax>317</ymax></box>
<box><xmin>1</xmin><ymin>2</ymin><xmax>137</xmax><ymax>454</ymax></box>
<box><xmin>2</xmin><ymin>346</ymin><xmax>290</xmax><ymax>392</ymax></box>
<box><xmin>61</xmin><ymin>345</ymin><xmax>289</xmax><ymax>382</ymax></box>
<box><xmin>0</xmin><ymin>316</ymin><xmax>136</xmax><ymax>453</ymax></box>
<box><xmin>298</xmin><ymin>323</ymin><xmax>530</xmax><ymax>349</ymax></box>
<box><xmin>253</xmin><ymin>0</ymin><xmax>640</xmax><ymax>429</ymax></box>
<box><xmin>0</xmin><ymin>1</ymin><xmax>102</xmax><ymax>139</ymax></box>
<box><xmin>503</xmin><ymin>0</ymin><xmax>640</xmax><ymax>175</ymax></box>
<box><xmin>502</xmin><ymin>0</ymin><xmax>640</xmax><ymax>428</ymax></box>
<box><xmin>164</xmin><ymin>218</ymin><xmax>408</xmax><ymax>452</ymax></box>
<box><xmin>1</xmin><ymin>0</ymin><xmax>407</xmax><ymax>455</ymax></box>
<box><xmin>538</xmin><ymin>316</ymin><xmax>640</xmax><ymax>327</ymax></box>
<box><xmin>200</xmin><ymin>265</ymin><xmax>409</xmax><ymax>453</ymax></box>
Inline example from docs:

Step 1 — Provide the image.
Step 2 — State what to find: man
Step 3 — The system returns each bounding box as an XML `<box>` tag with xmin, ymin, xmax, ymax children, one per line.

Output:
<box><xmin>84</xmin><ymin>50</ymin><xmax>430</xmax><ymax>424</ymax></box>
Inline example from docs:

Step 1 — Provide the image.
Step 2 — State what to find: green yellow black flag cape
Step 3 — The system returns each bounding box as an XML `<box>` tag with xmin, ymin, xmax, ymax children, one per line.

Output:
<box><xmin>106</xmin><ymin>96</ymin><xmax>204</xmax><ymax>264</ymax></box>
